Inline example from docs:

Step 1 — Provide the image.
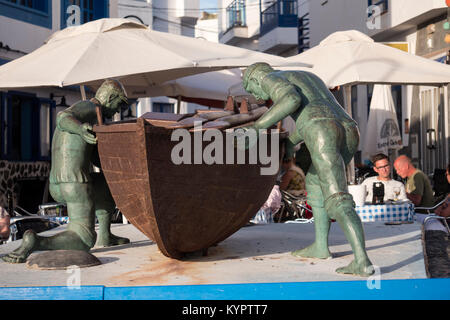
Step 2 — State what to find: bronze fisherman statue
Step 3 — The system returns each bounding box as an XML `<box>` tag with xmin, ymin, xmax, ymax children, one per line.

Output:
<box><xmin>242</xmin><ymin>63</ymin><xmax>374</xmax><ymax>276</ymax></box>
<box><xmin>3</xmin><ymin>79</ymin><xmax>130</xmax><ymax>264</ymax></box>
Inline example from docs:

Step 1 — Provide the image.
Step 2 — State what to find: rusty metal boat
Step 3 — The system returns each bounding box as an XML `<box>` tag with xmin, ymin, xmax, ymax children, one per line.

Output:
<box><xmin>93</xmin><ymin>108</ymin><xmax>282</xmax><ymax>259</ymax></box>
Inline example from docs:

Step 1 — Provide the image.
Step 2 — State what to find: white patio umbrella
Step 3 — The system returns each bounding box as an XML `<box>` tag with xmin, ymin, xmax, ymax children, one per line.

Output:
<box><xmin>0</xmin><ymin>18</ymin><xmax>308</xmax><ymax>95</ymax></box>
<box><xmin>362</xmin><ymin>84</ymin><xmax>403</xmax><ymax>162</ymax></box>
<box><xmin>149</xmin><ymin>30</ymin><xmax>450</xmax><ymax>104</ymax></box>
<box><xmin>286</xmin><ymin>30</ymin><xmax>450</xmax><ymax>87</ymax></box>
<box><xmin>145</xmin><ymin>68</ymin><xmax>250</xmax><ymax>101</ymax></box>
<box><xmin>161</xmin><ymin>29</ymin><xmax>450</xmax><ymax>108</ymax></box>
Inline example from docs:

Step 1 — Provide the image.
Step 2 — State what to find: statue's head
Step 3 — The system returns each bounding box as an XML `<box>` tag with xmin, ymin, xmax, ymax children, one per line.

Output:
<box><xmin>242</xmin><ymin>62</ymin><xmax>273</xmax><ymax>101</ymax></box>
<box><xmin>95</xmin><ymin>79</ymin><xmax>128</xmax><ymax>118</ymax></box>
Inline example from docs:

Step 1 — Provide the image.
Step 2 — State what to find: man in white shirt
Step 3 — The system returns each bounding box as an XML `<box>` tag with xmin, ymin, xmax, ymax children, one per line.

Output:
<box><xmin>362</xmin><ymin>153</ymin><xmax>407</xmax><ymax>203</ymax></box>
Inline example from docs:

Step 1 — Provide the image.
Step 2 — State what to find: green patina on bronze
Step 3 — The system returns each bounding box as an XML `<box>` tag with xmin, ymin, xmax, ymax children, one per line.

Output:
<box><xmin>2</xmin><ymin>80</ymin><xmax>130</xmax><ymax>264</ymax></box>
<box><xmin>243</xmin><ymin>63</ymin><xmax>374</xmax><ymax>276</ymax></box>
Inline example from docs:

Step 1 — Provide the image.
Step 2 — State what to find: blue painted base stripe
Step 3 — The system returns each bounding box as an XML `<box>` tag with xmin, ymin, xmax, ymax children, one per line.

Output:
<box><xmin>103</xmin><ymin>279</ymin><xmax>450</xmax><ymax>300</ymax></box>
<box><xmin>0</xmin><ymin>279</ymin><xmax>449</xmax><ymax>300</ymax></box>
<box><xmin>0</xmin><ymin>286</ymin><xmax>104</xmax><ymax>300</ymax></box>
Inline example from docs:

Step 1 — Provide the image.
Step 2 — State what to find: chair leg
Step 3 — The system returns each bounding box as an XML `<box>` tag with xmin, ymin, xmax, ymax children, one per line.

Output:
<box><xmin>442</xmin><ymin>218</ymin><xmax>450</xmax><ymax>233</ymax></box>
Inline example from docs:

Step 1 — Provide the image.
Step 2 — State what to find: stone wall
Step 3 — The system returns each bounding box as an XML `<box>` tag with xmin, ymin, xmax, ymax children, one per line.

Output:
<box><xmin>0</xmin><ymin>160</ymin><xmax>50</xmax><ymax>208</ymax></box>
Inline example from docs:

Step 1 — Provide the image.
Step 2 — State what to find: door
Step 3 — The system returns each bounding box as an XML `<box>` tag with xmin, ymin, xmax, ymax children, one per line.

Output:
<box><xmin>419</xmin><ymin>86</ymin><xmax>447</xmax><ymax>175</ymax></box>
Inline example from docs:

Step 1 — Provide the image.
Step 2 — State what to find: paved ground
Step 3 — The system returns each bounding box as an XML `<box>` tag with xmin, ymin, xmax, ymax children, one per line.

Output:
<box><xmin>0</xmin><ymin>220</ymin><xmax>426</xmax><ymax>288</ymax></box>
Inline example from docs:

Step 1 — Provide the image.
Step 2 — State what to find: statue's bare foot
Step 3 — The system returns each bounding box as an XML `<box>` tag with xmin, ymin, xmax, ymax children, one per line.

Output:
<box><xmin>291</xmin><ymin>243</ymin><xmax>332</xmax><ymax>259</ymax></box>
<box><xmin>95</xmin><ymin>233</ymin><xmax>130</xmax><ymax>248</ymax></box>
<box><xmin>336</xmin><ymin>259</ymin><xmax>374</xmax><ymax>277</ymax></box>
<box><xmin>2</xmin><ymin>230</ymin><xmax>38</xmax><ymax>263</ymax></box>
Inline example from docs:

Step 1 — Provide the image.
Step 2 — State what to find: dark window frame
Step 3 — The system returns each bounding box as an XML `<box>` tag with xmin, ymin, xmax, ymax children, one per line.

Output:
<box><xmin>0</xmin><ymin>91</ymin><xmax>55</xmax><ymax>162</ymax></box>
<box><xmin>260</xmin><ymin>0</ymin><xmax>298</xmax><ymax>37</ymax></box>
<box><xmin>152</xmin><ymin>102</ymin><xmax>174</xmax><ymax>113</ymax></box>
<box><xmin>60</xmin><ymin>0</ymin><xmax>109</xmax><ymax>29</ymax></box>
<box><xmin>0</xmin><ymin>0</ymin><xmax>52</xmax><ymax>29</ymax></box>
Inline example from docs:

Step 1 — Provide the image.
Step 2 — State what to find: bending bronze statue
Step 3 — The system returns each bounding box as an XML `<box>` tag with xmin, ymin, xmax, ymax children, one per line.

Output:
<box><xmin>242</xmin><ymin>63</ymin><xmax>374</xmax><ymax>276</ymax></box>
<box><xmin>3</xmin><ymin>80</ymin><xmax>130</xmax><ymax>264</ymax></box>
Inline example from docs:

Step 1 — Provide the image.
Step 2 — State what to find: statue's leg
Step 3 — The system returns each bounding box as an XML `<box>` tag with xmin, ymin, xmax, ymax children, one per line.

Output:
<box><xmin>325</xmin><ymin>193</ymin><xmax>373</xmax><ymax>276</ymax></box>
<box><xmin>92</xmin><ymin>173</ymin><xmax>130</xmax><ymax>247</ymax></box>
<box><xmin>302</xmin><ymin>118</ymin><xmax>373</xmax><ymax>276</ymax></box>
<box><xmin>292</xmin><ymin>165</ymin><xmax>332</xmax><ymax>259</ymax></box>
<box><xmin>2</xmin><ymin>182</ymin><xmax>96</xmax><ymax>263</ymax></box>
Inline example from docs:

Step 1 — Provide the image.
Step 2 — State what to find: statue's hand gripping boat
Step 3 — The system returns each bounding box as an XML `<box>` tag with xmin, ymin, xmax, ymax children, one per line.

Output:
<box><xmin>93</xmin><ymin>106</ymin><xmax>283</xmax><ymax>259</ymax></box>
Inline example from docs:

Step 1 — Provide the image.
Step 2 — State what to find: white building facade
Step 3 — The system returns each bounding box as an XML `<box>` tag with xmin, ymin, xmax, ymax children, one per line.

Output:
<box><xmin>117</xmin><ymin>0</ymin><xmax>209</xmax><ymax>115</ymax></box>
<box><xmin>195</xmin><ymin>11</ymin><xmax>219</xmax><ymax>43</ymax></box>
<box><xmin>217</xmin><ymin>0</ymin><xmax>449</xmax><ymax>176</ymax></box>
<box><xmin>0</xmin><ymin>0</ymin><xmax>117</xmax><ymax>210</ymax></box>
<box><xmin>304</xmin><ymin>0</ymin><xmax>449</xmax><ymax>175</ymax></box>
<box><xmin>219</xmin><ymin>0</ymin><xmax>301</xmax><ymax>56</ymax></box>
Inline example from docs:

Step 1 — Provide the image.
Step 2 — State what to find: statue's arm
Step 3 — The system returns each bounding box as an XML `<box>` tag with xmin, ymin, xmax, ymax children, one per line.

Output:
<box><xmin>56</xmin><ymin>106</ymin><xmax>97</xmax><ymax>145</ymax></box>
<box><xmin>254</xmin><ymin>83</ymin><xmax>302</xmax><ymax>130</ymax></box>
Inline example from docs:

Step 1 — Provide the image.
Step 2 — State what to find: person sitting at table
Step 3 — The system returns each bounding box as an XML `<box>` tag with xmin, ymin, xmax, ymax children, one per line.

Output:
<box><xmin>435</xmin><ymin>163</ymin><xmax>450</xmax><ymax>218</ymax></box>
<box><xmin>280</xmin><ymin>156</ymin><xmax>306</xmax><ymax>196</ymax></box>
<box><xmin>361</xmin><ymin>153</ymin><xmax>407</xmax><ymax>203</ymax></box>
<box><xmin>250</xmin><ymin>183</ymin><xmax>282</xmax><ymax>224</ymax></box>
<box><xmin>394</xmin><ymin>155</ymin><xmax>434</xmax><ymax>212</ymax></box>
<box><xmin>0</xmin><ymin>206</ymin><xmax>10</xmax><ymax>242</ymax></box>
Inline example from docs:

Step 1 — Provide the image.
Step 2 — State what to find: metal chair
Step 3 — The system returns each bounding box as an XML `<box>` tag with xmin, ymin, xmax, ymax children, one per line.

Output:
<box><xmin>415</xmin><ymin>197</ymin><xmax>450</xmax><ymax>233</ymax></box>
<box><xmin>276</xmin><ymin>190</ymin><xmax>314</xmax><ymax>224</ymax></box>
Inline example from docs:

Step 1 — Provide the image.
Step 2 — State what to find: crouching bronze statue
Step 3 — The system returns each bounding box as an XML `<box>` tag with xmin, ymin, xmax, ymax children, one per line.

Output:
<box><xmin>2</xmin><ymin>80</ymin><xmax>130</xmax><ymax>264</ymax></box>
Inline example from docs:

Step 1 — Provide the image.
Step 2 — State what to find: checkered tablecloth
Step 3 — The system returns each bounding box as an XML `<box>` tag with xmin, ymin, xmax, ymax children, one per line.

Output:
<box><xmin>356</xmin><ymin>201</ymin><xmax>415</xmax><ymax>222</ymax></box>
<box><xmin>46</xmin><ymin>216</ymin><xmax>69</xmax><ymax>225</ymax></box>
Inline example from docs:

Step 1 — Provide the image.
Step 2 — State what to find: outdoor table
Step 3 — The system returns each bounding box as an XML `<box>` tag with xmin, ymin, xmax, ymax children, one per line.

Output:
<box><xmin>47</xmin><ymin>216</ymin><xmax>69</xmax><ymax>225</ymax></box>
<box><xmin>355</xmin><ymin>200</ymin><xmax>415</xmax><ymax>223</ymax></box>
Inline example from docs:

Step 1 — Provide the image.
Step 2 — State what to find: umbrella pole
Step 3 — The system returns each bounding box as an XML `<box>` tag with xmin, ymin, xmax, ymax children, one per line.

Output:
<box><xmin>176</xmin><ymin>95</ymin><xmax>181</xmax><ymax>114</ymax></box>
<box><xmin>444</xmin><ymin>86</ymin><xmax>450</xmax><ymax>163</ymax></box>
<box><xmin>344</xmin><ymin>85</ymin><xmax>356</xmax><ymax>184</ymax></box>
<box><xmin>80</xmin><ymin>85</ymin><xmax>86</xmax><ymax>100</ymax></box>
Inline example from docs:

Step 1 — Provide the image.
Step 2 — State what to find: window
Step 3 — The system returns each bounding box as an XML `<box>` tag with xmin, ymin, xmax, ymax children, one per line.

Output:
<box><xmin>0</xmin><ymin>92</ymin><xmax>55</xmax><ymax>161</ymax></box>
<box><xmin>0</xmin><ymin>0</ymin><xmax>52</xmax><ymax>28</ymax></box>
<box><xmin>38</xmin><ymin>99</ymin><xmax>57</xmax><ymax>159</ymax></box>
<box><xmin>279</xmin><ymin>0</ymin><xmax>297</xmax><ymax>15</ymax></box>
<box><xmin>152</xmin><ymin>102</ymin><xmax>174</xmax><ymax>113</ymax></box>
<box><xmin>260</xmin><ymin>0</ymin><xmax>298</xmax><ymax>36</ymax></box>
<box><xmin>351</xmin><ymin>85</ymin><xmax>358</xmax><ymax>120</ymax></box>
<box><xmin>61</xmin><ymin>0</ymin><xmax>109</xmax><ymax>29</ymax></box>
<box><xmin>3</xmin><ymin>0</ymin><xmax>47</xmax><ymax>12</ymax></box>
<box><xmin>0</xmin><ymin>92</ymin><xmax>6</xmax><ymax>157</ymax></box>
<box><xmin>391</xmin><ymin>85</ymin><xmax>402</xmax><ymax>134</ymax></box>
<box><xmin>226</xmin><ymin>0</ymin><xmax>246</xmax><ymax>31</ymax></box>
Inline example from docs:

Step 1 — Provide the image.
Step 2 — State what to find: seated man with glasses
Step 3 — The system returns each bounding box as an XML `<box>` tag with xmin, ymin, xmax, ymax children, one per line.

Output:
<box><xmin>361</xmin><ymin>153</ymin><xmax>407</xmax><ymax>203</ymax></box>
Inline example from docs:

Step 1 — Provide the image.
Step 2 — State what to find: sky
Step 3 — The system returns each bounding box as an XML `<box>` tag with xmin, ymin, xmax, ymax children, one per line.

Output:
<box><xmin>200</xmin><ymin>0</ymin><xmax>218</xmax><ymax>12</ymax></box>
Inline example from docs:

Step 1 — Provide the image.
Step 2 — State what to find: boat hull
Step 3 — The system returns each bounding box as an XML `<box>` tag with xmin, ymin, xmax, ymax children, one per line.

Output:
<box><xmin>94</xmin><ymin>118</ymin><xmax>278</xmax><ymax>258</ymax></box>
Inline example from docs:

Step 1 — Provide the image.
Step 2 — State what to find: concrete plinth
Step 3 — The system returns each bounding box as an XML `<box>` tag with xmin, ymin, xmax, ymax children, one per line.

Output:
<box><xmin>0</xmin><ymin>221</ymin><xmax>426</xmax><ymax>288</ymax></box>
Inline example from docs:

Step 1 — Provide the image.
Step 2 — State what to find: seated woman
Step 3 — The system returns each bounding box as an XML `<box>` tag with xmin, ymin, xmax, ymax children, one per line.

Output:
<box><xmin>280</xmin><ymin>157</ymin><xmax>306</xmax><ymax>196</ymax></box>
<box><xmin>0</xmin><ymin>206</ymin><xmax>10</xmax><ymax>242</ymax></box>
<box><xmin>435</xmin><ymin>163</ymin><xmax>450</xmax><ymax>218</ymax></box>
<box><xmin>250</xmin><ymin>184</ymin><xmax>282</xmax><ymax>224</ymax></box>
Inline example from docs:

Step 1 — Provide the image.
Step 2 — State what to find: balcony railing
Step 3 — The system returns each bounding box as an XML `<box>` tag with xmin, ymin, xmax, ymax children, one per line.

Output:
<box><xmin>260</xmin><ymin>0</ymin><xmax>298</xmax><ymax>37</ymax></box>
<box><xmin>298</xmin><ymin>13</ymin><xmax>310</xmax><ymax>53</ymax></box>
<box><xmin>226</xmin><ymin>0</ymin><xmax>246</xmax><ymax>31</ymax></box>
